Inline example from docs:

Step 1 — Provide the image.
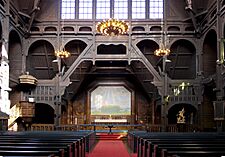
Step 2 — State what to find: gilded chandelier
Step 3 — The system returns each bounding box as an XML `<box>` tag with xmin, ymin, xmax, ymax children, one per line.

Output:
<box><xmin>154</xmin><ymin>1</ymin><xmax>170</xmax><ymax>57</ymax></box>
<box><xmin>55</xmin><ymin>47</ymin><xmax>70</xmax><ymax>58</ymax></box>
<box><xmin>154</xmin><ymin>42</ymin><xmax>170</xmax><ymax>56</ymax></box>
<box><xmin>96</xmin><ymin>18</ymin><xmax>129</xmax><ymax>36</ymax></box>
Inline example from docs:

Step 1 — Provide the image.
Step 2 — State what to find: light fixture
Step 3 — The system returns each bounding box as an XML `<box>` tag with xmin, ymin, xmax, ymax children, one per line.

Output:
<box><xmin>55</xmin><ymin>20</ymin><xmax>70</xmax><ymax>58</ymax></box>
<box><xmin>96</xmin><ymin>18</ymin><xmax>129</xmax><ymax>36</ymax></box>
<box><xmin>154</xmin><ymin>1</ymin><xmax>170</xmax><ymax>57</ymax></box>
<box><xmin>55</xmin><ymin>47</ymin><xmax>70</xmax><ymax>59</ymax></box>
<box><xmin>154</xmin><ymin>42</ymin><xmax>170</xmax><ymax>56</ymax></box>
<box><xmin>154</xmin><ymin>26</ymin><xmax>170</xmax><ymax>56</ymax></box>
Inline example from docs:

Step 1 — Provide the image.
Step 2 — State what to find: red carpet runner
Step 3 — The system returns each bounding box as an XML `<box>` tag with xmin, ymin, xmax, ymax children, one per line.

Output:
<box><xmin>86</xmin><ymin>140</ymin><xmax>132</xmax><ymax>157</ymax></box>
<box><xmin>86</xmin><ymin>133</ymin><xmax>137</xmax><ymax>157</ymax></box>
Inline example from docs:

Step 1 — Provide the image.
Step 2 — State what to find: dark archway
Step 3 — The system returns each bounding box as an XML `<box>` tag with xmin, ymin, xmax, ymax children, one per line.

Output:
<box><xmin>224</xmin><ymin>24</ymin><xmax>225</xmax><ymax>63</ymax></box>
<box><xmin>168</xmin><ymin>39</ymin><xmax>196</xmax><ymax>79</ymax></box>
<box><xmin>203</xmin><ymin>30</ymin><xmax>217</xmax><ymax>77</ymax></box>
<box><xmin>0</xmin><ymin>22</ymin><xmax>2</xmax><ymax>52</ymax></box>
<box><xmin>0</xmin><ymin>0</ymin><xmax>4</xmax><ymax>7</ymax></box>
<box><xmin>63</xmin><ymin>40</ymin><xmax>87</xmax><ymax>72</ymax></box>
<box><xmin>61</xmin><ymin>39</ymin><xmax>89</xmax><ymax>101</ymax></box>
<box><xmin>222</xmin><ymin>0</ymin><xmax>225</xmax><ymax>6</ymax></box>
<box><xmin>168</xmin><ymin>103</ymin><xmax>197</xmax><ymax>125</ymax></box>
<box><xmin>9</xmin><ymin>30</ymin><xmax>22</xmax><ymax>81</ymax></box>
<box><xmin>0</xmin><ymin>21</ymin><xmax>2</xmax><ymax>40</ymax></box>
<box><xmin>34</xmin><ymin>103</ymin><xmax>54</xmax><ymax>124</ymax></box>
<box><xmin>8</xmin><ymin>31</ymin><xmax>22</xmax><ymax>109</ymax></box>
<box><xmin>132</xmin><ymin>26</ymin><xmax>145</xmax><ymax>32</ymax></box>
<box><xmin>97</xmin><ymin>44</ymin><xmax>126</xmax><ymax>55</ymax></box>
<box><xmin>201</xmin><ymin>79</ymin><xmax>217</xmax><ymax>131</ymax></box>
<box><xmin>137</xmin><ymin>39</ymin><xmax>160</xmax><ymax>71</ymax></box>
<box><xmin>27</xmin><ymin>40</ymin><xmax>56</xmax><ymax>79</ymax></box>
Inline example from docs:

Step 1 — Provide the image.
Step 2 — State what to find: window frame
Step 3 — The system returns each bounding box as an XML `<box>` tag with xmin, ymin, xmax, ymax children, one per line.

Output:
<box><xmin>60</xmin><ymin>0</ymin><xmax>164</xmax><ymax>20</ymax></box>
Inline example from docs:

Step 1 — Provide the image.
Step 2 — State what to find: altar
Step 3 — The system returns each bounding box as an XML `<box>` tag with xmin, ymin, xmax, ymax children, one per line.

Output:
<box><xmin>79</xmin><ymin>123</ymin><xmax>144</xmax><ymax>133</ymax></box>
<box><xmin>94</xmin><ymin>119</ymin><xmax>127</xmax><ymax>123</ymax></box>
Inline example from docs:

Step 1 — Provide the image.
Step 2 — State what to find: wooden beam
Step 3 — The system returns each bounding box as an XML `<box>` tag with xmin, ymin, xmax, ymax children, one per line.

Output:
<box><xmin>18</xmin><ymin>11</ymin><xmax>31</xmax><ymax>19</ymax></box>
<box><xmin>43</xmin><ymin>43</ymin><xmax>51</xmax><ymax>78</ymax></box>
<box><xmin>26</xmin><ymin>0</ymin><xmax>41</xmax><ymax>36</ymax></box>
<box><xmin>34</xmin><ymin>67</ymin><xmax>53</xmax><ymax>70</ymax></box>
<box><xmin>169</xmin><ymin>52</ymin><xmax>193</xmax><ymax>55</ymax></box>
<box><xmin>169</xmin><ymin>66</ymin><xmax>189</xmax><ymax>69</ymax></box>
<box><xmin>185</xmin><ymin>0</ymin><xmax>200</xmax><ymax>34</ymax></box>
<box><xmin>172</xmin><ymin>46</ymin><xmax>180</xmax><ymax>78</ymax></box>
<box><xmin>70</xmin><ymin>79</ymin><xmax>80</xmax><ymax>82</ymax></box>
<box><xmin>143</xmin><ymin>80</ymin><xmax>152</xmax><ymax>82</ymax></box>
<box><xmin>31</xmin><ymin>53</ymin><xmax>54</xmax><ymax>56</ymax></box>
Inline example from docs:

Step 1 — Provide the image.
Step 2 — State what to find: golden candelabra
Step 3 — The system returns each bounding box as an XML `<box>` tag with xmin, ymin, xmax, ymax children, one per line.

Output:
<box><xmin>154</xmin><ymin>43</ymin><xmax>170</xmax><ymax>56</ymax></box>
<box><xmin>55</xmin><ymin>48</ymin><xmax>70</xmax><ymax>58</ymax></box>
<box><xmin>96</xmin><ymin>18</ymin><xmax>129</xmax><ymax>36</ymax></box>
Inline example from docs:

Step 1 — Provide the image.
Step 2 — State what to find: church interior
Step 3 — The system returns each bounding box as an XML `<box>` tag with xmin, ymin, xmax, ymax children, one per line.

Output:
<box><xmin>0</xmin><ymin>0</ymin><xmax>225</xmax><ymax>156</ymax></box>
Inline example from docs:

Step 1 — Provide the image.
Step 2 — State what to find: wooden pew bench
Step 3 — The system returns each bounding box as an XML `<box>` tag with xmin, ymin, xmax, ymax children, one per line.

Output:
<box><xmin>155</xmin><ymin>144</ymin><xmax>225</xmax><ymax>157</ymax></box>
<box><xmin>1</xmin><ymin>131</ymin><xmax>96</xmax><ymax>154</ymax></box>
<box><xmin>160</xmin><ymin>149</ymin><xmax>225</xmax><ymax>157</ymax></box>
<box><xmin>0</xmin><ymin>142</ymin><xmax>75</xmax><ymax>157</ymax></box>
<box><xmin>0</xmin><ymin>139</ymin><xmax>82</xmax><ymax>157</ymax></box>
<box><xmin>0</xmin><ymin>150</ymin><xmax>64</xmax><ymax>157</ymax></box>
<box><xmin>140</xmin><ymin>138</ymin><xmax>225</xmax><ymax>157</ymax></box>
<box><xmin>0</xmin><ymin>131</ymin><xmax>96</xmax><ymax>157</ymax></box>
<box><xmin>128</xmin><ymin>131</ymin><xmax>225</xmax><ymax>157</ymax></box>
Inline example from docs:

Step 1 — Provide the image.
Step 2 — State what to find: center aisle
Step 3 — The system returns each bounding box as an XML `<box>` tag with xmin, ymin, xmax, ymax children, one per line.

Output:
<box><xmin>86</xmin><ymin>140</ymin><xmax>135</xmax><ymax>157</ymax></box>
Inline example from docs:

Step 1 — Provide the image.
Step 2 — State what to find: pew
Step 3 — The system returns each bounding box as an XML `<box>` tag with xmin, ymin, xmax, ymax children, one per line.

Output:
<box><xmin>0</xmin><ymin>131</ymin><xmax>96</xmax><ymax>157</ymax></box>
<box><xmin>154</xmin><ymin>144</ymin><xmax>225</xmax><ymax>157</ymax></box>
<box><xmin>2</xmin><ymin>130</ymin><xmax>96</xmax><ymax>153</ymax></box>
<box><xmin>128</xmin><ymin>131</ymin><xmax>225</xmax><ymax>157</ymax></box>
<box><xmin>0</xmin><ymin>142</ymin><xmax>75</xmax><ymax>157</ymax></box>
<box><xmin>140</xmin><ymin>138</ymin><xmax>225</xmax><ymax>157</ymax></box>
<box><xmin>0</xmin><ymin>137</ymin><xmax>82</xmax><ymax>157</ymax></box>
<box><xmin>0</xmin><ymin>149</ymin><xmax>64</xmax><ymax>157</ymax></box>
